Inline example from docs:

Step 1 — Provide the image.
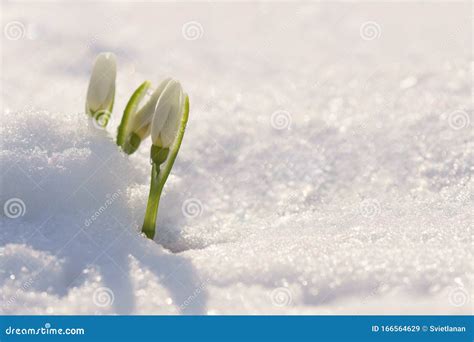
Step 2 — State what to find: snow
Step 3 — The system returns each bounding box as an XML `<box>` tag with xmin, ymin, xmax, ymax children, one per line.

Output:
<box><xmin>1</xmin><ymin>2</ymin><xmax>472</xmax><ymax>314</ymax></box>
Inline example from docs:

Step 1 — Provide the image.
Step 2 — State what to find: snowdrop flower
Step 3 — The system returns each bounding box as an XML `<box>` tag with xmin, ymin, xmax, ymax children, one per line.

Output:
<box><xmin>85</xmin><ymin>52</ymin><xmax>117</xmax><ymax>120</ymax></box>
<box><xmin>83</xmin><ymin>52</ymin><xmax>191</xmax><ymax>240</ymax></box>
<box><xmin>150</xmin><ymin>80</ymin><xmax>184</xmax><ymax>157</ymax></box>
<box><xmin>119</xmin><ymin>79</ymin><xmax>172</xmax><ymax>154</ymax></box>
<box><xmin>142</xmin><ymin>81</ymin><xmax>189</xmax><ymax>239</ymax></box>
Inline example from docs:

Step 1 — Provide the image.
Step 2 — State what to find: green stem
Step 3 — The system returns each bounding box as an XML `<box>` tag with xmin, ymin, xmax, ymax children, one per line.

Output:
<box><xmin>142</xmin><ymin>163</ymin><xmax>162</xmax><ymax>239</ymax></box>
<box><xmin>116</xmin><ymin>81</ymin><xmax>151</xmax><ymax>147</ymax></box>
<box><xmin>141</xmin><ymin>95</ymin><xmax>190</xmax><ymax>240</ymax></box>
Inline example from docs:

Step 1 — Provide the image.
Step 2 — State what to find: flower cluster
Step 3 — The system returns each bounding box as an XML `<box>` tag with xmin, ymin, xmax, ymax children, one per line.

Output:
<box><xmin>85</xmin><ymin>52</ymin><xmax>190</xmax><ymax>239</ymax></box>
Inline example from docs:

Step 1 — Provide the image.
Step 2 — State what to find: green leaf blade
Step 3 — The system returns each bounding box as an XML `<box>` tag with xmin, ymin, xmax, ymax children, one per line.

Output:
<box><xmin>116</xmin><ymin>81</ymin><xmax>151</xmax><ymax>147</ymax></box>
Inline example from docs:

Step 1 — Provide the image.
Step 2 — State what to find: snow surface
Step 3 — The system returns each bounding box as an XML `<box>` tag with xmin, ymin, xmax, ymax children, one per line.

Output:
<box><xmin>1</xmin><ymin>2</ymin><xmax>473</xmax><ymax>314</ymax></box>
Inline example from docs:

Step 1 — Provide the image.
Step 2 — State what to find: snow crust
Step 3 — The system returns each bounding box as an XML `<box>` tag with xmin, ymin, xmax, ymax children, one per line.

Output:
<box><xmin>1</xmin><ymin>2</ymin><xmax>472</xmax><ymax>314</ymax></box>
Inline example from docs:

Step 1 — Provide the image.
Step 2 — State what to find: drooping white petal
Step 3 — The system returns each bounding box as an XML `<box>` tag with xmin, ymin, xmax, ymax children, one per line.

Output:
<box><xmin>86</xmin><ymin>52</ymin><xmax>116</xmax><ymax>114</ymax></box>
<box><xmin>151</xmin><ymin>80</ymin><xmax>182</xmax><ymax>146</ymax></box>
<box><xmin>129</xmin><ymin>78</ymin><xmax>172</xmax><ymax>137</ymax></box>
<box><xmin>160</xmin><ymin>85</ymin><xmax>184</xmax><ymax>148</ymax></box>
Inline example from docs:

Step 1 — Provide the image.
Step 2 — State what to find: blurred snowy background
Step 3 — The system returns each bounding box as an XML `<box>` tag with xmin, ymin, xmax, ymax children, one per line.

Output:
<box><xmin>0</xmin><ymin>1</ymin><xmax>472</xmax><ymax>314</ymax></box>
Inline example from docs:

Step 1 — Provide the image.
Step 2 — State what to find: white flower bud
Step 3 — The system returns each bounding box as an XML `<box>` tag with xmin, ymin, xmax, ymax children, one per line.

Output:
<box><xmin>151</xmin><ymin>80</ymin><xmax>184</xmax><ymax>147</ymax></box>
<box><xmin>86</xmin><ymin>52</ymin><xmax>117</xmax><ymax>115</ymax></box>
<box><xmin>128</xmin><ymin>78</ymin><xmax>171</xmax><ymax>139</ymax></box>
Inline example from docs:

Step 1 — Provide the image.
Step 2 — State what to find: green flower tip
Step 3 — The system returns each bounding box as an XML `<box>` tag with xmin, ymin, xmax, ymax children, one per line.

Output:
<box><xmin>150</xmin><ymin>145</ymin><xmax>170</xmax><ymax>165</ymax></box>
<box><xmin>122</xmin><ymin>132</ymin><xmax>142</xmax><ymax>155</ymax></box>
